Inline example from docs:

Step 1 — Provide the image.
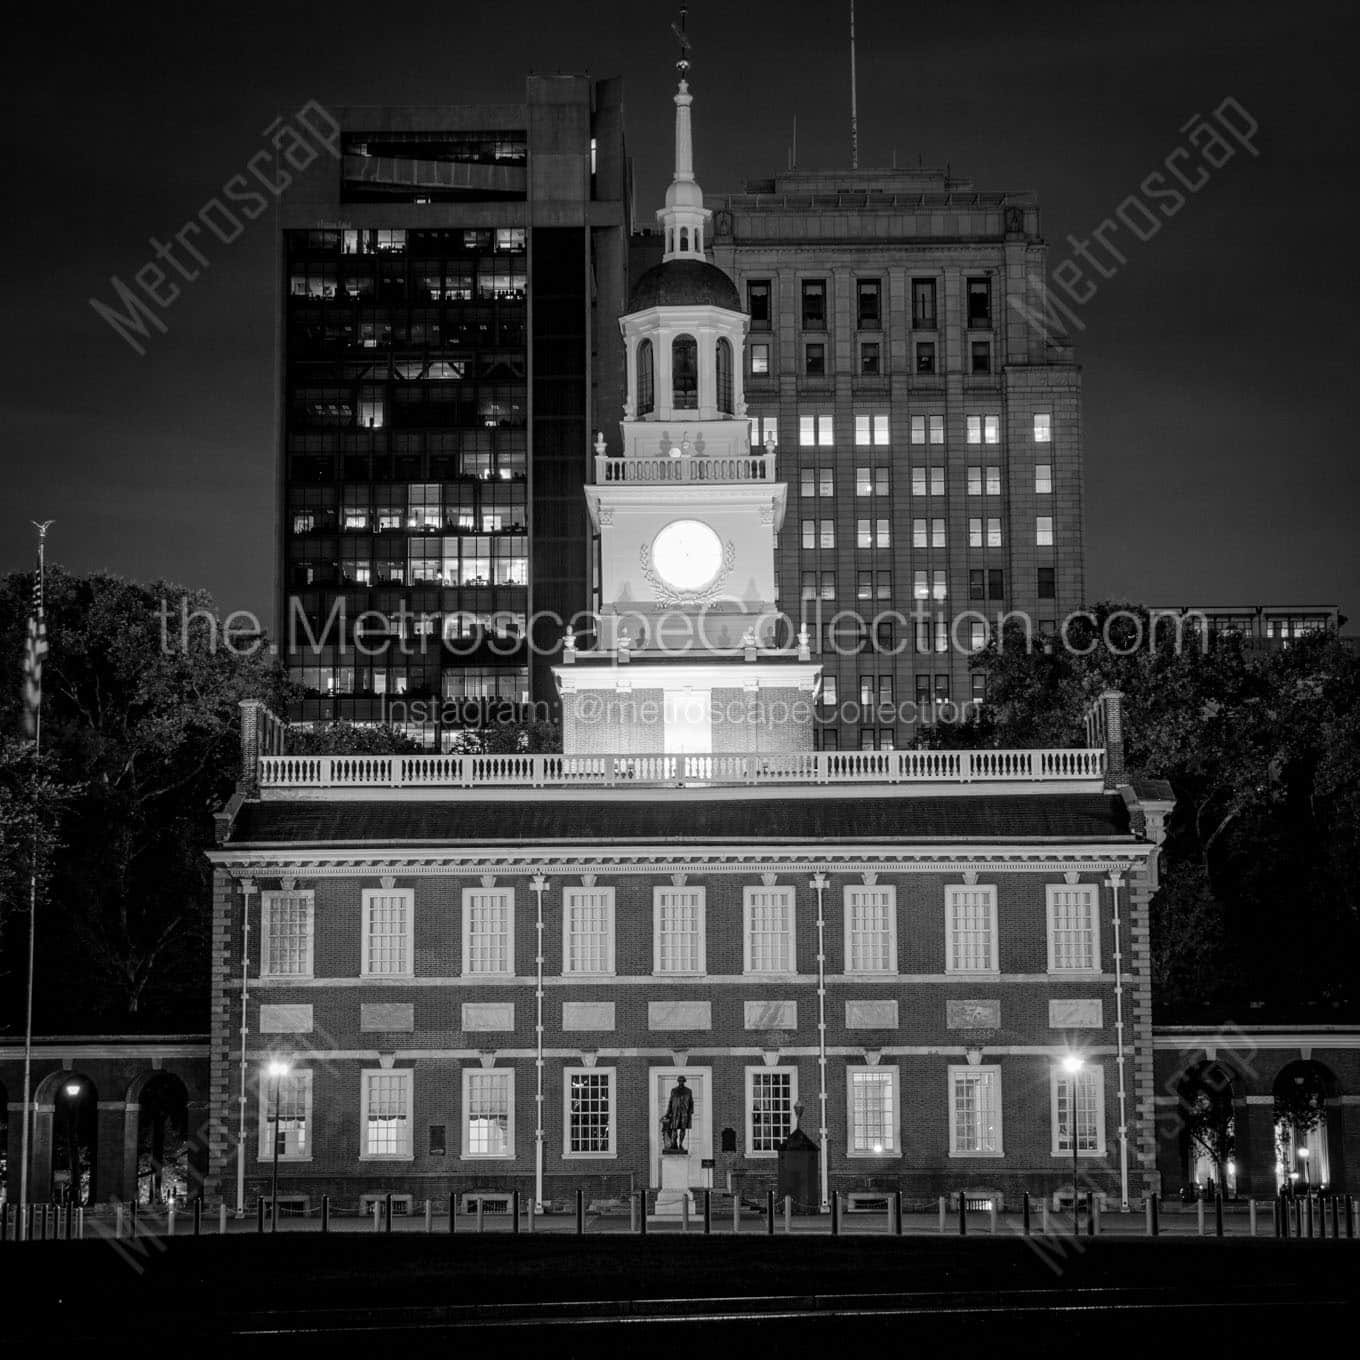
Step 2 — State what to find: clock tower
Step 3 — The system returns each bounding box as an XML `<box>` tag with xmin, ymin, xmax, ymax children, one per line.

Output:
<box><xmin>554</xmin><ymin>49</ymin><xmax>820</xmax><ymax>759</ymax></box>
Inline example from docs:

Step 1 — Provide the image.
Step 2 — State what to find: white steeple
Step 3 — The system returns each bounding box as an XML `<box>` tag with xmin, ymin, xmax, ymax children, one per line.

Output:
<box><xmin>658</xmin><ymin>24</ymin><xmax>710</xmax><ymax>262</ymax></box>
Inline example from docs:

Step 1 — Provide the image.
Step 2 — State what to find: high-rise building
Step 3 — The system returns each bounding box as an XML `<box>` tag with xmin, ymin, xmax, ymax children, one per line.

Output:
<box><xmin>625</xmin><ymin>165</ymin><xmax>1085</xmax><ymax>750</ymax></box>
<box><xmin>279</xmin><ymin>79</ymin><xmax>628</xmax><ymax>746</ymax></box>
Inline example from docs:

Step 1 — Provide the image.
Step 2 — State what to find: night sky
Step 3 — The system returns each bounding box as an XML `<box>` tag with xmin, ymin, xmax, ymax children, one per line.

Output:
<box><xmin>4</xmin><ymin>0</ymin><xmax>1355</xmax><ymax>632</ymax></box>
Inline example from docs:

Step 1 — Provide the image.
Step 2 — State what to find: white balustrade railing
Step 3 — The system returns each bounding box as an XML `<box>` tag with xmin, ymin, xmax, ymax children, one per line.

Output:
<box><xmin>259</xmin><ymin>748</ymin><xmax>1105</xmax><ymax>791</ymax></box>
<box><xmin>594</xmin><ymin>453</ymin><xmax>775</xmax><ymax>484</ymax></box>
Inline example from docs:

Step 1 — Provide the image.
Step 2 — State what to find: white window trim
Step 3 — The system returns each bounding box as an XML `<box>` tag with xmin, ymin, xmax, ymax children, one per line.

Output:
<box><xmin>461</xmin><ymin>886</ymin><xmax>514</xmax><ymax>977</ymax></box>
<box><xmin>260</xmin><ymin>889</ymin><xmax>315</xmax><ymax>980</ymax></box>
<box><xmin>361</xmin><ymin>887</ymin><xmax>414</xmax><ymax>979</ymax></box>
<box><xmin>948</xmin><ymin>1064</ymin><xmax>1005</xmax><ymax>1158</ymax></box>
<box><xmin>843</xmin><ymin>885</ymin><xmax>898</xmax><ymax>976</ymax></box>
<box><xmin>562</xmin><ymin>1065</ymin><xmax>617</xmax><ymax>1158</ymax></box>
<box><xmin>743</xmin><ymin>886</ymin><xmax>797</xmax><ymax>976</ymax></box>
<box><xmin>562</xmin><ymin>886</ymin><xmax>616</xmax><ymax>977</ymax></box>
<box><xmin>257</xmin><ymin>1068</ymin><xmax>313</xmax><ymax>1163</ymax></box>
<box><xmin>359</xmin><ymin>1067</ymin><xmax>414</xmax><ymax>1161</ymax></box>
<box><xmin>745</xmin><ymin>1065</ymin><xmax>799</xmax><ymax>1158</ymax></box>
<box><xmin>1046</xmin><ymin>884</ymin><xmax>1102</xmax><ymax>976</ymax></box>
<box><xmin>1050</xmin><ymin>1063</ymin><xmax>1106</xmax><ymax>1157</ymax></box>
<box><xmin>461</xmin><ymin>1066</ymin><xmax>515</xmax><ymax>1160</ymax></box>
<box><xmin>944</xmin><ymin>885</ymin><xmax>1000</xmax><ymax>976</ymax></box>
<box><xmin>845</xmin><ymin>1065</ymin><xmax>901</xmax><ymax>1157</ymax></box>
<box><xmin>652</xmin><ymin>886</ymin><xmax>707</xmax><ymax>976</ymax></box>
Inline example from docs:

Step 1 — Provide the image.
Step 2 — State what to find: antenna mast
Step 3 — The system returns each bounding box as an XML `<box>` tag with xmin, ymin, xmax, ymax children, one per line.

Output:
<box><xmin>850</xmin><ymin>0</ymin><xmax>859</xmax><ymax>169</ymax></box>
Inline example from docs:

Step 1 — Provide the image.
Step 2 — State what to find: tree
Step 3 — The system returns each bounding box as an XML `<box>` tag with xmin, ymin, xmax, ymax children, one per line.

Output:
<box><xmin>0</xmin><ymin>568</ymin><xmax>290</xmax><ymax>1028</ymax></box>
<box><xmin>288</xmin><ymin>722</ymin><xmax>423</xmax><ymax>755</ymax></box>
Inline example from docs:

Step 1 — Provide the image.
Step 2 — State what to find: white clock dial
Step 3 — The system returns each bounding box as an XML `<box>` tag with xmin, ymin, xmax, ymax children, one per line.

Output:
<box><xmin>651</xmin><ymin>519</ymin><xmax>723</xmax><ymax>592</ymax></box>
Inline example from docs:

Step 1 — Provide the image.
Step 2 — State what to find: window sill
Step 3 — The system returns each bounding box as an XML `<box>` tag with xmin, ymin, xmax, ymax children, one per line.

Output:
<box><xmin>460</xmin><ymin>1152</ymin><xmax>516</xmax><ymax>1162</ymax></box>
<box><xmin>949</xmin><ymin>1149</ymin><xmax>1006</xmax><ymax>1159</ymax></box>
<box><xmin>358</xmin><ymin>1153</ymin><xmax>414</xmax><ymax>1162</ymax></box>
<box><xmin>360</xmin><ymin>972</ymin><xmax>414</xmax><ymax>981</ymax></box>
<box><xmin>256</xmin><ymin>1155</ymin><xmax>312</xmax><ymax>1164</ymax></box>
<box><xmin>562</xmin><ymin>971</ymin><xmax>616</xmax><ymax>981</ymax></box>
<box><xmin>1051</xmin><ymin>1150</ymin><xmax>1106</xmax><ymax>1159</ymax></box>
<box><xmin>561</xmin><ymin>1151</ymin><xmax>618</xmax><ymax>1160</ymax></box>
<box><xmin>946</xmin><ymin>969</ymin><xmax>1001</xmax><ymax>982</ymax></box>
<box><xmin>841</xmin><ymin>971</ymin><xmax>899</xmax><ymax>980</ymax></box>
<box><xmin>847</xmin><ymin>1149</ymin><xmax>901</xmax><ymax>1160</ymax></box>
<box><xmin>1048</xmin><ymin>969</ymin><xmax>1102</xmax><ymax>980</ymax></box>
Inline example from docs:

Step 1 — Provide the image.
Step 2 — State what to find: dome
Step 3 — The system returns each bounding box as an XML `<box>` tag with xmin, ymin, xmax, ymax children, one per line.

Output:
<box><xmin>627</xmin><ymin>258</ymin><xmax>742</xmax><ymax>313</ymax></box>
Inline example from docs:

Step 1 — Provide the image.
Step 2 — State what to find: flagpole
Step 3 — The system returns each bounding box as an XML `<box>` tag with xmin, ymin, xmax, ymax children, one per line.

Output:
<box><xmin>17</xmin><ymin>519</ymin><xmax>52</xmax><ymax>1239</ymax></box>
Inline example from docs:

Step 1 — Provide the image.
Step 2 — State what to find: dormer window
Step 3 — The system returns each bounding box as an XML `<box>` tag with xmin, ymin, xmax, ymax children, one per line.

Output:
<box><xmin>672</xmin><ymin>335</ymin><xmax>698</xmax><ymax>408</ymax></box>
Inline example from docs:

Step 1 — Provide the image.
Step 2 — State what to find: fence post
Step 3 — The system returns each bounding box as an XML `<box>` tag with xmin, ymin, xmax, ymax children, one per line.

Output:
<box><xmin>938</xmin><ymin>1195</ymin><xmax>946</xmax><ymax>1234</ymax></box>
<box><xmin>1023</xmin><ymin>1191</ymin><xmax>1031</xmax><ymax>1237</ymax></box>
<box><xmin>576</xmin><ymin>1188</ymin><xmax>585</xmax><ymax>1236</ymax></box>
<box><xmin>257</xmin><ymin>1198</ymin><xmax>265</xmax><ymax>1234</ymax></box>
<box><xmin>957</xmin><ymin>1191</ymin><xmax>967</xmax><ymax>1236</ymax></box>
<box><xmin>681</xmin><ymin>1193</ymin><xmax>690</xmax><ymax>1234</ymax></box>
<box><xmin>1249</xmin><ymin>1199</ymin><xmax>1257</xmax><ymax>1237</ymax></box>
<box><xmin>1196</xmin><ymin>1197</ymin><xmax>1204</xmax><ymax>1236</ymax></box>
<box><xmin>219</xmin><ymin>1203</ymin><xmax>227</xmax><ymax>1236</ymax></box>
<box><xmin>787</xmin><ymin>1194</ymin><xmax>795</xmax><ymax>1235</ymax></box>
<box><xmin>733</xmin><ymin>1194</ymin><xmax>741</xmax><ymax>1235</ymax></box>
<box><xmin>1305</xmin><ymin>1193</ymin><xmax>1314</xmax><ymax>1239</ymax></box>
<box><xmin>831</xmin><ymin>1191</ymin><xmax>840</xmax><ymax>1237</ymax></box>
<box><xmin>384</xmin><ymin>1193</ymin><xmax>393</xmax><ymax>1234</ymax></box>
<box><xmin>1087</xmin><ymin>1191</ymin><xmax>1097</xmax><ymax>1237</ymax></box>
<box><xmin>1214</xmin><ymin>1192</ymin><xmax>1223</xmax><ymax>1238</ymax></box>
<box><xmin>629</xmin><ymin>1194</ymin><xmax>637</xmax><ymax>1234</ymax></box>
<box><xmin>168</xmin><ymin>1207</ymin><xmax>176</xmax><ymax>1238</ymax></box>
<box><xmin>1042</xmin><ymin>1199</ymin><xmax>1050</xmax><ymax>1236</ymax></box>
<box><xmin>1145</xmin><ymin>1196</ymin><xmax>1153</xmax><ymax>1236</ymax></box>
<box><xmin>449</xmin><ymin>1193</ymin><xmax>457</xmax><ymax>1233</ymax></box>
<box><xmin>989</xmin><ymin>1200</ymin><xmax>998</xmax><ymax>1236</ymax></box>
<box><xmin>1330</xmin><ymin>1194</ymin><xmax>1340</xmax><ymax>1239</ymax></box>
<box><xmin>893</xmin><ymin>1190</ymin><xmax>903</xmax><ymax>1237</ymax></box>
<box><xmin>130</xmin><ymin>1198</ymin><xmax>138</xmax><ymax>1238</ymax></box>
<box><xmin>1347</xmin><ymin>1196</ymin><xmax>1355</xmax><ymax>1240</ymax></box>
<box><xmin>425</xmin><ymin>1197</ymin><xmax>433</xmax><ymax>1234</ymax></box>
<box><xmin>321</xmin><ymin>1195</ymin><xmax>330</xmax><ymax>1233</ymax></box>
<box><xmin>766</xmin><ymin>1189</ymin><xmax>775</xmax><ymax>1237</ymax></box>
<box><xmin>0</xmin><ymin>1204</ymin><xmax>7</xmax><ymax>1242</ymax></box>
<box><xmin>193</xmin><ymin>1195</ymin><xmax>202</xmax><ymax>1237</ymax></box>
<box><xmin>77</xmin><ymin>1207</ymin><xmax>85</xmax><ymax>1240</ymax></box>
<box><xmin>527</xmin><ymin>1197</ymin><xmax>536</xmax><ymax>1234</ymax></box>
<box><xmin>639</xmin><ymin>1191</ymin><xmax>647</xmax><ymax>1235</ymax></box>
<box><xmin>373</xmin><ymin>1201</ymin><xmax>381</xmax><ymax>1233</ymax></box>
<box><xmin>476</xmin><ymin>1198</ymin><xmax>485</xmax><ymax>1234</ymax></box>
<box><xmin>703</xmin><ymin>1189</ymin><xmax>711</xmax><ymax>1236</ymax></box>
<box><xmin>66</xmin><ymin>1204</ymin><xmax>75</xmax><ymax>1242</ymax></box>
<box><xmin>512</xmin><ymin>1190</ymin><xmax>521</xmax><ymax>1235</ymax></box>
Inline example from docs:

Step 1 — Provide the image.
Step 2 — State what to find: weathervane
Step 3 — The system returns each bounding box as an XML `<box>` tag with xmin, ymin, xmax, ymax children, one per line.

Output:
<box><xmin>671</xmin><ymin>5</ymin><xmax>692</xmax><ymax>74</ymax></box>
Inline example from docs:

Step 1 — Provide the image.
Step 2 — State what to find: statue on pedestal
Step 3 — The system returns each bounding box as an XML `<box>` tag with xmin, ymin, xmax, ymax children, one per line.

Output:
<box><xmin>661</xmin><ymin>1075</ymin><xmax>694</xmax><ymax>1153</ymax></box>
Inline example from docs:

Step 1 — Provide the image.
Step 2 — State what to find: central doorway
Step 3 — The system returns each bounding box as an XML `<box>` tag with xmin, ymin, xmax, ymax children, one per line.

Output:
<box><xmin>649</xmin><ymin>1067</ymin><xmax>713</xmax><ymax>1190</ymax></box>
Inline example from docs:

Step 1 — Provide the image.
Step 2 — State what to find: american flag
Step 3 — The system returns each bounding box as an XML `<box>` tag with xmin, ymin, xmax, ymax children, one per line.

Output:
<box><xmin>21</xmin><ymin>552</ymin><xmax>48</xmax><ymax>739</ymax></box>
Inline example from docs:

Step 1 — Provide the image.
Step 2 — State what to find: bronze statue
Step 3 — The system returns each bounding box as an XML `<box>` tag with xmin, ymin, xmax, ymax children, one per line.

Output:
<box><xmin>661</xmin><ymin>1075</ymin><xmax>694</xmax><ymax>1152</ymax></box>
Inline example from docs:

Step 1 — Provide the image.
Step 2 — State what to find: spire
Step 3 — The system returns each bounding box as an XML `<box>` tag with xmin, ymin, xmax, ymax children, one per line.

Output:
<box><xmin>659</xmin><ymin>6</ymin><xmax>710</xmax><ymax>263</ymax></box>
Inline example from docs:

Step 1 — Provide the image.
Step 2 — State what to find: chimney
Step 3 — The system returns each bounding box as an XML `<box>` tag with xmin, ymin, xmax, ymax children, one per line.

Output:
<box><xmin>1095</xmin><ymin>690</ymin><xmax>1127</xmax><ymax>789</ymax></box>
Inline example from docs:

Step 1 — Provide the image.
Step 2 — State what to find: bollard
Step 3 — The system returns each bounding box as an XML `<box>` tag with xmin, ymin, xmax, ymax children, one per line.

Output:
<box><xmin>893</xmin><ymin>1189</ymin><xmax>902</xmax><ymax>1237</ymax></box>
<box><xmin>512</xmin><ymin>1190</ymin><xmax>520</xmax><ymax>1235</ymax></box>
<box><xmin>957</xmin><ymin>1191</ymin><xmax>967</xmax><ymax>1237</ymax></box>
<box><xmin>1042</xmin><ymin>1199</ymin><xmax>1050</xmax><ymax>1236</ymax></box>
<box><xmin>766</xmin><ymin>1189</ymin><xmax>774</xmax><ymax>1237</ymax></box>
<box><xmin>629</xmin><ymin>1194</ymin><xmax>638</xmax><ymax>1235</ymax></box>
<box><xmin>1196</xmin><ymin>1197</ymin><xmax>1205</xmax><ymax>1236</ymax></box>
<box><xmin>989</xmin><ymin>1200</ymin><xmax>998</xmax><ymax>1236</ymax></box>
<box><xmin>130</xmin><ymin>1198</ymin><xmax>138</xmax><ymax>1238</ymax></box>
<box><xmin>77</xmin><ymin>1207</ymin><xmax>85</xmax><ymax>1240</ymax></box>
<box><xmin>787</xmin><ymin>1194</ymin><xmax>795</xmax><ymax>1235</ymax></box>
<box><xmin>681</xmin><ymin>1193</ymin><xmax>690</xmax><ymax>1233</ymax></box>
<box><xmin>1249</xmin><ymin>1199</ymin><xmax>1257</xmax><ymax>1238</ymax></box>
<box><xmin>1330</xmin><ymin>1194</ymin><xmax>1340</xmax><ymax>1240</ymax></box>
<box><xmin>373</xmin><ymin>1201</ymin><xmax>381</xmax><ymax>1233</ymax></box>
<box><xmin>703</xmin><ymin>1189</ymin><xmax>711</xmax><ymax>1236</ymax></box>
<box><xmin>577</xmin><ymin>1188</ymin><xmax>585</xmax><ymax>1236</ymax></box>
<box><xmin>1023</xmin><ymin>1191</ymin><xmax>1031</xmax><ymax>1237</ymax></box>
<box><xmin>321</xmin><ymin>1195</ymin><xmax>330</xmax><ymax>1233</ymax></box>
<box><xmin>938</xmin><ymin>1195</ymin><xmax>946</xmax><ymax>1234</ymax></box>
<box><xmin>219</xmin><ymin>1203</ymin><xmax>227</xmax><ymax>1236</ymax></box>
<box><xmin>1214</xmin><ymin>1192</ymin><xmax>1223</xmax><ymax>1238</ymax></box>
<box><xmin>425</xmin><ymin>1197</ymin><xmax>433</xmax><ymax>1234</ymax></box>
<box><xmin>28</xmin><ymin>1203</ymin><xmax>37</xmax><ymax>1242</ymax></box>
<box><xmin>831</xmin><ymin>1191</ymin><xmax>840</xmax><ymax>1237</ymax></box>
<box><xmin>257</xmin><ymin>1198</ymin><xmax>266</xmax><ymax>1234</ymax></box>
<box><xmin>381</xmin><ymin>1192</ymin><xmax>391</xmax><ymax>1234</ymax></box>
<box><xmin>1347</xmin><ymin>1196</ymin><xmax>1355</xmax><ymax>1240</ymax></box>
<box><xmin>449</xmin><ymin>1192</ymin><xmax>457</xmax><ymax>1233</ymax></box>
<box><xmin>1144</xmin><ymin>1196</ymin><xmax>1153</xmax><ymax>1236</ymax></box>
<box><xmin>168</xmin><ymin>1208</ymin><xmax>176</xmax><ymax>1238</ymax></box>
<box><xmin>1272</xmin><ymin>1197</ymin><xmax>1281</xmax><ymax>1239</ymax></box>
<box><xmin>476</xmin><ymin>1198</ymin><xmax>485</xmax><ymax>1234</ymax></box>
<box><xmin>1305</xmin><ymin>1193</ymin><xmax>1314</xmax><ymax>1239</ymax></box>
<box><xmin>194</xmin><ymin>1195</ymin><xmax>202</xmax><ymax>1237</ymax></box>
<box><xmin>66</xmin><ymin>1204</ymin><xmax>74</xmax><ymax>1242</ymax></box>
<box><xmin>0</xmin><ymin>1204</ymin><xmax>7</xmax><ymax>1243</ymax></box>
<box><xmin>527</xmin><ymin>1198</ymin><xmax>535</xmax><ymax>1234</ymax></box>
<box><xmin>1087</xmin><ymin>1191</ymin><xmax>1096</xmax><ymax>1238</ymax></box>
<box><xmin>733</xmin><ymin>1194</ymin><xmax>741</xmax><ymax>1235</ymax></box>
<box><xmin>639</xmin><ymin>1191</ymin><xmax>648</xmax><ymax>1235</ymax></box>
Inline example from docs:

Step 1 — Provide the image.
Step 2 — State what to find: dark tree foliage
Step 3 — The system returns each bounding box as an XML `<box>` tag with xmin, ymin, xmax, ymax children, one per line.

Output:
<box><xmin>958</xmin><ymin>603</ymin><xmax>1360</xmax><ymax>1016</ymax></box>
<box><xmin>0</xmin><ymin>568</ymin><xmax>290</xmax><ymax>1030</ymax></box>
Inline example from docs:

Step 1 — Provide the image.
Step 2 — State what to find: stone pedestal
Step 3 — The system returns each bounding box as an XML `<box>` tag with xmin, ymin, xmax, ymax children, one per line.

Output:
<box><xmin>653</xmin><ymin>1150</ymin><xmax>694</xmax><ymax>1217</ymax></box>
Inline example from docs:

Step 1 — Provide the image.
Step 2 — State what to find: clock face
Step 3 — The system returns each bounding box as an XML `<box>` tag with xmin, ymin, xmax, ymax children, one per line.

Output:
<box><xmin>651</xmin><ymin>519</ymin><xmax>723</xmax><ymax>592</ymax></box>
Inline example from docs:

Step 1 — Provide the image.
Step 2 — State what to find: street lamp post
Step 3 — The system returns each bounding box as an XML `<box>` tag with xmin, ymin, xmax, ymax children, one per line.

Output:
<box><xmin>1062</xmin><ymin>1055</ymin><xmax>1084</xmax><ymax>1236</ymax></box>
<box><xmin>267</xmin><ymin>1060</ymin><xmax>290</xmax><ymax>1232</ymax></box>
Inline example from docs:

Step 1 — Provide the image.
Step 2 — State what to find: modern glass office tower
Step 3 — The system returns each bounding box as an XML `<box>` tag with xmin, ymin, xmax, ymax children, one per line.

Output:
<box><xmin>279</xmin><ymin>78</ymin><xmax>628</xmax><ymax>746</ymax></box>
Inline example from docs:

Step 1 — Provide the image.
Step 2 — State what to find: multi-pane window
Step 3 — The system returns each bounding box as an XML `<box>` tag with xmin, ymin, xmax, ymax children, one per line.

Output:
<box><xmin>804</xmin><ymin>342</ymin><xmax>826</xmax><ymax>376</ymax></box>
<box><xmin>966</xmin><ymin>415</ymin><xmax>1001</xmax><ymax>444</ymax></box>
<box><xmin>799</xmin><ymin>414</ymin><xmax>834</xmax><ymax>446</ymax></box>
<box><xmin>564</xmin><ymin>887</ymin><xmax>615</xmax><ymax>976</ymax></box>
<box><xmin>874</xmin><ymin>468</ymin><xmax>890</xmax><ymax>496</ymax></box>
<box><xmin>744</xmin><ymin>886</ymin><xmax>796</xmax><ymax>974</ymax></box>
<box><xmin>848</xmin><ymin>1068</ymin><xmax>898</xmax><ymax>1154</ymax></box>
<box><xmin>950</xmin><ymin>1066</ymin><xmax>1003</xmax><ymax>1156</ymax></box>
<box><xmin>748</xmin><ymin>280</ymin><xmax>772</xmax><ymax>329</ymax></box>
<box><xmin>820</xmin><ymin>520</ymin><xmax>835</xmax><ymax>549</ymax></box>
<box><xmin>464</xmin><ymin>1069</ymin><xmax>513</xmax><ymax>1158</ymax></box>
<box><xmin>911</xmin><ymin>278</ymin><xmax>937</xmax><ymax>328</ymax></box>
<box><xmin>1038</xmin><ymin>566</ymin><xmax>1056</xmax><ymax>599</ymax></box>
<box><xmin>969</xmin><ymin>621</ymin><xmax>987</xmax><ymax>652</ymax></box>
<box><xmin>856</xmin><ymin>467</ymin><xmax>872</xmax><ymax>496</ymax></box>
<box><xmin>844</xmin><ymin>885</ymin><xmax>897</xmax><ymax>974</ymax></box>
<box><xmin>1034</xmin><ymin>412</ymin><xmax>1052</xmax><ymax>442</ymax></box>
<box><xmin>362</xmin><ymin>1069</ymin><xmax>412</xmax><ymax>1158</ymax></box>
<box><xmin>1035</xmin><ymin>464</ymin><xmax>1052</xmax><ymax>493</ymax></box>
<box><xmin>565</xmin><ymin>1068</ymin><xmax>615</xmax><ymax>1155</ymax></box>
<box><xmin>262</xmin><ymin>891</ymin><xmax>314</xmax><ymax>978</ymax></box>
<box><xmin>966</xmin><ymin>276</ymin><xmax>992</xmax><ymax>328</ymax></box>
<box><xmin>946</xmin><ymin>885</ymin><xmax>998</xmax><ymax>973</ymax></box>
<box><xmin>1047</xmin><ymin>885</ymin><xmax>1099</xmax><ymax>973</ymax></box>
<box><xmin>930</xmin><ymin>415</ymin><xmax>945</xmax><ymax>444</ymax></box>
<box><xmin>855</xmin><ymin>519</ymin><xmax>889</xmax><ymax>549</ymax></box>
<box><xmin>463</xmin><ymin>888</ymin><xmax>513</xmax><ymax>976</ymax></box>
<box><xmin>749</xmin><ymin>415</ymin><xmax>778</xmax><ymax>450</ymax></box>
<box><xmin>748</xmin><ymin>1068</ymin><xmax>797</xmax><ymax>1154</ymax></box>
<box><xmin>750</xmin><ymin>342</ymin><xmax>770</xmax><ymax>375</ymax></box>
<box><xmin>258</xmin><ymin>1069</ymin><xmax>312</xmax><ymax>1161</ymax></box>
<box><xmin>654</xmin><ymin>888</ymin><xmax>706</xmax><ymax>974</ymax></box>
<box><xmin>857</xmin><ymin>278</ymin><xmax>882</xmax><ymax>328</ymax></box>
<box><xmin>1036</xmin><ymin>516</ymin><xmax>1054</xmax><ymax>546</ymax></box>
<box><xmin>362</xmin><ymin>889</ymin><xmax>413</xmax><ymax>977</ymax></box>
<box><xmin>931</xmin><ymin>518</ymin><xmax>946</xmax><ymax>548</ymax></box>
<box><xmin>910</xmin><ymin>415</ymin><xmax>926</xmax><ymax>445</ymax></box>
<box><xmin>855</xmin><ymin>414</ymin><xmax>890</xmax><ymax>446</ymax></box>
<box><xmin>1052</xmin><ymin>1066</ymin><xmax>1104</xmax><ymax>1155</ymax></box>
<box><xmin>987</xmin><ymin>517</ymin><xmax>1002</xmax><ymax>548</ymax></box>
<box><xmin>915</xmin><ymin>341</ymin><xmax>936</xmax><ymax>373</ymax></box>
<box><xmin>801</xmin><ymin>279</ymin><xmax>826</xmax><ymax>329</ymax></box>
<box><xmin>860</xmin><ymin>341</ymin><xmax>881</xmax><ymax>375</ymax></box>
